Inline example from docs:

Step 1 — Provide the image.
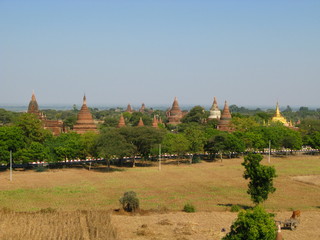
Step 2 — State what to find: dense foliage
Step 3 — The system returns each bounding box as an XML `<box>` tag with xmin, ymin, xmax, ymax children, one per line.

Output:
<box><xmin>222</xmin><ymin>205</ymin><xmax>276</xmax><ymax>240</ymax></box>
<box><xmin>242</xmin><ymin>154</ymin><xmax>277</xmax><ymax>204</ymax></box>
<box><xmin>0</xmin><ymin>105</ymin><xmax>319</xmax><ymax>165</ymax></box>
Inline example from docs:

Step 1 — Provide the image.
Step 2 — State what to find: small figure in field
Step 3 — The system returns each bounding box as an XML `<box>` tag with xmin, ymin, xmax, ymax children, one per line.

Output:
<box><xmin>276</xmin><ymin>224</ymin><xmax>283</xmax><ymax>240</ymax></box>
<box><xmin>290</xmin><ymin>210</ymin><xmax>301</xmax><ymax>219</ymax></box>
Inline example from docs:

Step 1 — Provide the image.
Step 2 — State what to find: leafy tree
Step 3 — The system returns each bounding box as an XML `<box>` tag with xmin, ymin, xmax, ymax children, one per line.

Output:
<box><xmin>15</xmin><ymin>142</ymin><xmax>49</xmax><ymax>163</ymax></box>
<box><xmin>119</xmin><ymin>127</ymin><xmax>164</xmax><ymax>159</ymax></box>
<box><xmin>204</xmin><ymin>133</ymin><xmax>245</xmax><ymax>159</ymax></box>
<box><xmin>234</xmin><ymin>131</ymin><xmax>265</xmax><ymax>151</ymax></box>
<box><xmin>49</xmin><ymin>132</ymin><xmax>83</xmax><ymax>161</ymax></box>
<box><xmin>181</xmin><ymin>106</ymin><xmax>208</xmax><ymax>124</ymax></box>
<box><xmin>204</xmin><ymin>133</ymin><xmax>228</xmax><ymax>160</ymax></box>
<box><xmin>96</xmin><ymin>129</ymin><xmax>135</xmax><ymax>169</ymax></box>
<box><xmin>222</xmin><ymin>205</ymin><xmax>276</xmax><ymax>240</ymax></box>
<box><xmin>161</xmin><ymin>133</ymin><xmax>190</xmax><ymax>157</ymax></box>
<box><xmin>184</xmin><ymin>126</ymin><xmax>206</xmax><ymax>153</ymax></box>
<box><xmin>80</xmin><ymin>131</ymin><xmax>99</xmax><ymax>158</ymax></box>
<box><xmin>15</xmin><ymin>113</ymin><xmax>52</xmax><ymax>143</ymax></box>
<box><xmin>0</xmin><ymin>126</ymin><xmax>26</xmax><ymax>163</ymax></box>
<box><xmin>242</xmin><ymin>153</ymin><xmax>277</xmax><ymax>204</ymax></box>
<box><xmin>231</xmin><ymin>117</ymin><xmax>260</xmax><ymax>132</ymax></box>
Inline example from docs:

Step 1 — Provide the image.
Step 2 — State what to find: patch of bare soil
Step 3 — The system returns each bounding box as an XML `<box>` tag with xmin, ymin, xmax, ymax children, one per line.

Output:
<box><xmin>111</xmin><ymin>211</ymin><xmax>320</xmax><ymax>240</ymax></box>
<box><xmin>292</xmin><ymin>175</ymin><xmax>320</xmax><ymax>186</ymax></box>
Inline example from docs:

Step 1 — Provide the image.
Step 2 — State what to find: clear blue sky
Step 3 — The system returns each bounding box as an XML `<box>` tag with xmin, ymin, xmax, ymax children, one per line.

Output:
<box><xmin>1</xmin><ymin>0</ymin><xmax>319</xmax><ymax>108</ymax></box>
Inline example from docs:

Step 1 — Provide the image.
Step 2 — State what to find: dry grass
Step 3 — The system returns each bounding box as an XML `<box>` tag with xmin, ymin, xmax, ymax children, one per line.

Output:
<box><xmin>0</xmin><ymin>154</ymin><xmax>319</xmax><ymax>212</ymax></box>
<box><xmin>0</xmin><ymin>209</ymin><xmax>117</xmax><ymax>240</ymax></box>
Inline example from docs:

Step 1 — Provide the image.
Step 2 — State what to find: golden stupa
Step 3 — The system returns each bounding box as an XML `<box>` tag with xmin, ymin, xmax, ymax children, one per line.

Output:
<box><xmin>271</xmin><ymin>102</ymin><xmax>289</xmax><ymax>126</ymax></box>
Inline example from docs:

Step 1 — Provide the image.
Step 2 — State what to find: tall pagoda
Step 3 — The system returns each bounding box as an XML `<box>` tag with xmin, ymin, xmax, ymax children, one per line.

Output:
<box><xmin>73</xmin><ymin>95</ymin><xmax>98</xmax><ymax>134</ymax></box>
<box><xmin>139</xmin><ymin>103</ymin><xmax>146</xmax><ymax>113</ymax></box>
<box><xmin>217</xmin><ymin>101</ymin><xmax>233</xmax><ymax>132</ymax></box>
<box><xmin>126</xmin><ymin>104</ymin><xmax>133</xmax><ymax>113</ymax></box>
<box><xmin>166</xmin><ymin>97</ymin><xmax>183</xmax><ymax>125</ymax></box>
<box><xmin>208</xmin><ymin>97</ymin><xmax>221</xmax><ymax>120</ymax></box>
<box><xmin>271</xmin><ymin>102</ymin><xmax>289</xmax><ymax>126</ymax></box>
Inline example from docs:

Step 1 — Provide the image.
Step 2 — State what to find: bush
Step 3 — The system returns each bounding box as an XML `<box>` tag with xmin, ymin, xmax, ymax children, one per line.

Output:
<box><xmin>192</xmin><ymin>155</ymin><xmax>201</xmax><ymax>163</ymax></box>
<box><xmin>119</xmin><ymin>191</ymin><xmax>139</xmax><ymax>212</ymax></box>
<box><xmin>34</xmin><ymin>165</ymin><xmax>47</xmax><ymax>172</ymax></box>
<box><xmin>183</xmin><ymin>203</ymin><xmax>195</xmax><ymax>213</ymax></box>
<box><xmin>230</xmin><ymin>205</ymin><xmax>241</xmax><ymax>212</ymax></box>
<box><xmin>222</xmin><ymin>205</ymin><xmax>276</xmax><ymax>240</ymax></box>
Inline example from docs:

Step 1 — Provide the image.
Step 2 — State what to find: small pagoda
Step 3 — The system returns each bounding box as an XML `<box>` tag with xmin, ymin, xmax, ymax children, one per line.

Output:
<box><xmin>137</xmin><ymin>117</ymin><xmax>144</xmax><ymax>127</ymax></box>
<box><xmin>73</xmin><ymin>95</ymin><xmax>98</xmax><ymax>134</ymax></box>
<box><xmin>117</xmin><ymin>114</ymin><xmax>126</xmax><ymax>128</ymax></box>
<box><xmin>166</xmin><ymin>97</ymin><xmax>183</xmax><ymax>125</ymax></box>
<box><xmin>152</xmin><ymin>115</ymin><xmax>159</xmax><ymax>128</ymax></box>
<box><xmin>271</xmin><ymin>102</ymin><xmax>289</xmax><ymax>126</ymax></box>
<box><xmin>208</xmin><ymin>97</ymin><xmax>221</xmax><ymax>120</ymax></box>
<box><xmin>217</xmin><ymin>101</ymin><xmax>233</xmax><ymax>132</ymax></box>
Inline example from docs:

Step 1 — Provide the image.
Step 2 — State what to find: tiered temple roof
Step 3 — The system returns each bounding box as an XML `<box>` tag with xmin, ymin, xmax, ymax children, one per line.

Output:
<box><xmin>137</xmin><ymin>117</ymin><xmax>144</xmax><ymax>127</ymax></box>
<box><xmin>117</xmin><ymin>114</ymin><xmax>126</xmax><ymax>128</ymax></box>
<box><xmin>166</xmin><ymin>97</ymin><xmax>183</xmax><ymax>125</ymax></box>
<box><xmin>126</xmin><ymin>104</ymin><xmax>133</xmax><ymax>113</ymax></box>
<box><xmin>208</xmin><ymin>97</ymin><xmax>221</xmax><ymax>120</ymax></box>
<box><xmin>73</xmin><ymin>95</ymin><xmax>98</xmax><ymax>134</ymax></box>
<box><xmin>217</xmin><ymin>101</ymin><xmax>233</xmax><ymax>132</ymax></box>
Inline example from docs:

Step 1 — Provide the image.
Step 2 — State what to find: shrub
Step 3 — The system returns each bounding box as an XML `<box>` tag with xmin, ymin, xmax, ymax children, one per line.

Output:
<box><xmin>222</xmin><ymin>205</ymin><xmax>276</xmax><ymax>240</ymax></box>
<box><xmin>192</xmin><ymin>155</ymin><xmax>201</xmax><ymax>163</ymax></box>
<box><xmin>183</xmin><ymin>203</ymin><xmax>195</xmax><ymax>213</ymax></box>
<box><xmin>34</xmin><ymin>165</ymin><xmax>47</xmax><ymax>172</ymax></box>
<box><xmin>119</xmin><ymin>191</ymin><xmax>139</xmax><ymax>212</ymax></box>
<box><xmin>230</xmin><ymin>205</ymin><xmax>241</xmax><ymax>212</ymax></box>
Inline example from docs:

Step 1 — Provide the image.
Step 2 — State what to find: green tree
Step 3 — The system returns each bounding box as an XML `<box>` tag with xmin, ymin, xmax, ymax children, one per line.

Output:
<box><xmin>222</xmin><ymin>205</ymin><xmax>276</xmax><ymax>240</ymax></box>
<box><xmin>0</xmin><ymin>126</ymin><xmax>26</xmax><ymax>163</ymax></box>
<box><xmin>96</xmin><ymin>128</ymin><xmax>135</xmax><ymax>169</ymax></box>
<box><xmin>49</xmin><ymin>132</ymin><xmax>83</xmax><ymax>161</ymax></box>
<box><xmin>161</xmin><ymin>133</ymin><xmax>190</xmax><ymax>157</ymax></box>
<box><xmin>119</xmin><ymin>127</ymin><xmax>164</xmax><ymax>159</ymax></box>
<box><xmin>15</xmin><ymin>113</ymin><xmax>52</xmax><ymax>143</ymax></box>
<box><xmin>242</xmin><ymin>153</ymin><xmax>277</xmax><ymax>204</ymax></box>
<box><xmin>181</xmin><ymin>106</ymin><xmax>208</xmax><ymax>124</ymax></box>
<box><xmin>184</xmin><ymin>126</ymin><xmax>206</xmax><ymax>153</ymax></box>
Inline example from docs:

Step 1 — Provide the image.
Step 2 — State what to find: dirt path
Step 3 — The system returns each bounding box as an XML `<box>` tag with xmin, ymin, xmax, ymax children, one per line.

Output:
<box><xmin>111</xmin><ymin>211</ymin><xmax>320</xmax><ymax>240</ymax></box>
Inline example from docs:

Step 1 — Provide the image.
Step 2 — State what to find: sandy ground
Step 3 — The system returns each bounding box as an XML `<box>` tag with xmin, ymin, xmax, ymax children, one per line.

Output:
<box><xmin>111</xmin><ymin>211</ymin><xmax>320</xmax><ymax>240</ymax></box>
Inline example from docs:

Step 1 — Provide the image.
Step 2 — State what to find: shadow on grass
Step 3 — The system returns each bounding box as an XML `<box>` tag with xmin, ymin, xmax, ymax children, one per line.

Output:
<box><xmin>90</xmin><ymin>167</ymin><xmax>126</xmax><ymax>173</ymax></box>
<box><xmin>217</xmin><ymin>203</ymin><xmax>252</xmax><ymax>210</ymax></box>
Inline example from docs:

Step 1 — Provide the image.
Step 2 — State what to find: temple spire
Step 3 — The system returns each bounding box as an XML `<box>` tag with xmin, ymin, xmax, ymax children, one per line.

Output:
<box><xmin>152</xmin><ymin>115</ymin><xmax>158</xmax><ymax>128</ymax></box>
<box><xmin>137</xmin><ymin>117</ymin><xmax>144</xmax><ymax>127</ymax></box>
<box><xmin>83</xmin><ymin>95</ymin><xmax>87</xmax><ymax>105</ymax></box>
<box><xmin>208</xmin><ymin>96</ymin><xmax>221</xmax><ymax>120</ymax></box>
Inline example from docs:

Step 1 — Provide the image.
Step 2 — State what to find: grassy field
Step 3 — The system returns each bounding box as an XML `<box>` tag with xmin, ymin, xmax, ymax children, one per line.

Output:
<box><xmin>0</xmin><ymin>154</ymin><xmax>319</xmax><ymax>212</ymax></box>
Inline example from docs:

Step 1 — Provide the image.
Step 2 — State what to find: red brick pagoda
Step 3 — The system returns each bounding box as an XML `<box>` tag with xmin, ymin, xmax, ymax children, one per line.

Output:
<box><xmin>166</xmin><ymin>97</ymin><xmax>183</xmax><ymax>125</ymax></box>
<box><xmin>117</xmin><ymin>114</ymin><xmax>126</xmax><ymax>128</ymax></box>
<box><xmin>73</xmin><ymin>95</ymin><xmax>98</xmax><ymax>134</ymax></box>
<box><xmin>217</xmin><ymin>101</ymin><xmax>233</xmax><ymax>132</ymax></box>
